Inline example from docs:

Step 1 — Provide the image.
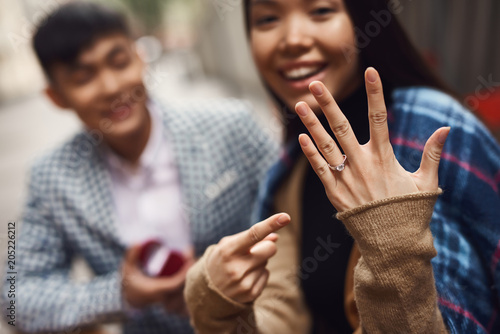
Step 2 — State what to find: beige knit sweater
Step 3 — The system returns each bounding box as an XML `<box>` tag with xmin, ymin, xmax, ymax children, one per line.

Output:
<box><xmin>185</xmin><ymin>158</ymin><xmax>448</xmax><ymax>334</ymax></box>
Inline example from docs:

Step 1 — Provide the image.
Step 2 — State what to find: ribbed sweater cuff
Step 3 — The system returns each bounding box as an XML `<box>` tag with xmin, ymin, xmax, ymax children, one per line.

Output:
<box><xmin>336</xmin><ymin>190</ymin><xmax>442</xmax><ymax>256</ymax></box>
<box><xmin>337</xmin><ymin>189</ymin><xmax>442</xmax><ymax>221</ymax></box>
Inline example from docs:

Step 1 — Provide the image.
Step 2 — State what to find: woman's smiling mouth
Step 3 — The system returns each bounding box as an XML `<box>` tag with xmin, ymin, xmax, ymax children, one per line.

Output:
<box><xmin>282</xmin><ymin>64</ymin><xmax>328</xmax><ymax>81</ymax></box>
<box><xmin>279</xmin><ymin>62</ymin><xmax>329</xmax><ymax>91</ymax></box>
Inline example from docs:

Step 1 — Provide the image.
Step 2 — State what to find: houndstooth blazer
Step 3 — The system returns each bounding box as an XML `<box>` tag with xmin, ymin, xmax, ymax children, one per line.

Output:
<box><xmin>2</xmin><ymin>98</ymin><xmax>279</xmax><ymax>334</ymax></box>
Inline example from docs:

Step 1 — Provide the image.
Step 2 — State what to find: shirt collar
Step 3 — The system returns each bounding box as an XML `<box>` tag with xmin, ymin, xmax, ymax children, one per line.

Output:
<box><xmin>104</xmin><ymin>100</ymin><xmax>165</xmax><ymax>174</ymax></box>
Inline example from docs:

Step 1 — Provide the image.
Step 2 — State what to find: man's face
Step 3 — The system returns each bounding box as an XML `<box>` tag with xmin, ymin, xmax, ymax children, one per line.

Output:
<box><xmin>48</xmin><ymin>33</ymin><xmax>149</xmax><ymax>141</ymax></box>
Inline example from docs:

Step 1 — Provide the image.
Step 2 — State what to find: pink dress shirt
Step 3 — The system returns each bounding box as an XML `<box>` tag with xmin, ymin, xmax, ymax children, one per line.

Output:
<box><xmin>104</xmin><ymin>102</ymin><xmax>191</xmax><ymax>252</ymax></box>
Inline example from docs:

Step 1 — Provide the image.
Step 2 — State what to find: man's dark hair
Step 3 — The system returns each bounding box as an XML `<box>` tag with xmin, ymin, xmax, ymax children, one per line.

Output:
<box><xmin>33</xmin><ymin>1</ymin><xmax>131</xmax><ymax>80</ymax></box>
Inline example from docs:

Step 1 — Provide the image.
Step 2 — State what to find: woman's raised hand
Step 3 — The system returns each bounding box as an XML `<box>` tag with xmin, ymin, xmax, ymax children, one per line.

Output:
<box><xmin>295</xmin><ymin>67</ymin><xmax>450</xmax><ymax>212</ymax></box>
<box><xmin>206</xmin><ymin>213</ymin><xmax>290</xmax><ymax>304</ymax></box>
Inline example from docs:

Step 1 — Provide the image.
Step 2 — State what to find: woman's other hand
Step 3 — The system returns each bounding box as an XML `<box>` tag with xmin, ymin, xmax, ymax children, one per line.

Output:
<box><xmin>295</xmin><ymin>67</ymin><xmax>450</xmax><ymax>212</ymax></box>
<box><xmin>206</xmin><ymin>213</ymin><xmax>291</xmax><ymax>304</ymax></box>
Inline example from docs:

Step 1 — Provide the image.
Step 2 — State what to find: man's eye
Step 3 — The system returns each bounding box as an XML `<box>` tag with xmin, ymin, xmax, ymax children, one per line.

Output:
<box><xmin>72</xmin><ymin>71</ymin><xmax>92</xmax><ymax>85</ymax></box>
<box><xmin>254</xmin><ymin>15</ymin><xmax>278</xmax><ymax>26</ymax></box>
<box><xmin>112</xmin><ymin>54</ymin><xmax>131</xmax><ymax>69</ymax></box>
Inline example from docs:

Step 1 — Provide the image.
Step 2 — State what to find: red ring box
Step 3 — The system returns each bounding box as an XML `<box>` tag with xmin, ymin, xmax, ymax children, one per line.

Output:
<box><xmin>138</xmin><ymin>240</ymin><xmax>185</xmax><ymax>277</ymax></box>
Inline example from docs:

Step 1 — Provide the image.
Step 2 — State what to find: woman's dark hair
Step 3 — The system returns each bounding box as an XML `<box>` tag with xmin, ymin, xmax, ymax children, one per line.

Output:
<box><xmin>243</xmin><ymin>0</ymin><xmax>454</xmax><ymax>141</ymax></box>
<box><xmin>33</xmin><ymin>1</ymin><xmax>130</xmax><ymax>80</ymax></box>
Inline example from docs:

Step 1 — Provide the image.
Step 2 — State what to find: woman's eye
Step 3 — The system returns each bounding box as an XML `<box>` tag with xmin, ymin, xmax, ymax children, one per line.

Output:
<box><xmin>254</xmin><ymin>15</ymin><xmax>278</xmax><ymax>26</ymax></box>
<box><xmin>312</xmin><ymin>7</ymin><xmax>336</xmax><ymax>16</ymax></box>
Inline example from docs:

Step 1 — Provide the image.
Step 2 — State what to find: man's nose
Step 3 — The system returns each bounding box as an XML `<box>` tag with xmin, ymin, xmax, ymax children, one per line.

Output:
<box><xmin>99</xmin><ymin>69</ymin><xmax>121</xmax><ymax>97</ymax></box>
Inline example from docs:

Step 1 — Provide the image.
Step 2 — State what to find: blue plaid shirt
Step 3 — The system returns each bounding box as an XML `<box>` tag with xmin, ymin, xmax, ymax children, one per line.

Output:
<box><xmin>253</xmin><ymin>87</ymin><xmax>500</xmax><ymax>333</ymax></box>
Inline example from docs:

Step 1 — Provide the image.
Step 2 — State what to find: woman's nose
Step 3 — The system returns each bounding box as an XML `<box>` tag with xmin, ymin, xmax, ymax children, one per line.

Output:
<box><xmin>280</xmin><ymin>16</ymin><xmax>314</xmax><ymax>55</ymax></box>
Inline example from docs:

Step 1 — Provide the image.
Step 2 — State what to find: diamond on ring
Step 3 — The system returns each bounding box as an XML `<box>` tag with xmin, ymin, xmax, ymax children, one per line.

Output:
<box><xmin>328</xmin><ymin>155</ymin><xmax>347</xmax><ymax>172</ymax></box>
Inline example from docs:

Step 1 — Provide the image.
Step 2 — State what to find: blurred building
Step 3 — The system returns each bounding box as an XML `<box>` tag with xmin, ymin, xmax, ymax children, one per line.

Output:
<box><xmin>0</xmin><ymin>0</ymin><xmax>45</xmax><ymax>103</ymax></box>
<box><xmin>1</xmin><ymin>0</ymin><xmax>499</xmax><ymax>120</ymax></box>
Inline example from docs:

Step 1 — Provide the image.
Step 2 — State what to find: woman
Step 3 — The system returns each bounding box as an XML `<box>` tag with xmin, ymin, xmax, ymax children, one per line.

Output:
<box><xmin>185</xmin><ymin>0</ymin><xmax>500</xmax><ymax>333</ymax></box>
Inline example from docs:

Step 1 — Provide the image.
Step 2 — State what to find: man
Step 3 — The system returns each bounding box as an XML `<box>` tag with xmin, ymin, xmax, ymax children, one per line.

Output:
<box><xmin>1</xmin><ymin>2</ymin><xmax>277</xmax><ymax>333</ymax></box>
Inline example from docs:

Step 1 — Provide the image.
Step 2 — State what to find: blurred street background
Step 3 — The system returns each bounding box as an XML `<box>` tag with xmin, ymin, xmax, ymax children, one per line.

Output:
<box><xmin>0</xmin><ymin>0</ymin><xmax>499</xmax><ymax>332</ymax></box>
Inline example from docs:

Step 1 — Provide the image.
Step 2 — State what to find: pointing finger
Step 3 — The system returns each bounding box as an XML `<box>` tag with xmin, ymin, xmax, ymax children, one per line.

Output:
<box><xmin>231</xmin><ymin>213</ymin><xmax>290</xmax><ymax>253</ymax></box>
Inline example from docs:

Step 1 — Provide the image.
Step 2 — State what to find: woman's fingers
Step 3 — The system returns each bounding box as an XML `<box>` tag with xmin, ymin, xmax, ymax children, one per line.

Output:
<box><xmin>415</xmin><ymin>127</ymin><xmax>450</xmax><ymax>190</ymax></box>
<box><xmin>248</xmin><ymin>239</ymin><xmax>277</xmax><ymax>268</ymax></box>
<box><xmin>237</xmin><ymin>268</ymin><xmax>270</xmax><ymax>304</ymax></box>
<box><xmin>308</xmin><ymin>81</ymin><xmax>361</xmax><ymax>157</ymax></box>
<box><xmin>250</xmin><ymin>269</ymin><xmax>270</xmax><ymax>301</ymax></box>
<box><xmin>295</xmin><ymin>101</ymin><xmax>344</xmax><ymax>167</ymax></box>
<box><xmin>207</xmin><ymin>215</ymin><xmax>288</xmax><ymax>304</ymax></box>
<box><xmin>263</xmin><ymin>233</ymin><xmax>279</xmax><ymax>243</ymax></box>
<box><xmin>228</xmin><ymin>213</ymin><xmax>290</xmax><ymax>254</ymax></box>
<box><xmin>365</xmin><ymin>67</ymin><xmax>390</xmax><ymax>150</ymax></box>
<box><xmin>298</xmin><ymin>134</ymin><xmax>336</xmax><ymax>187</ymax></box>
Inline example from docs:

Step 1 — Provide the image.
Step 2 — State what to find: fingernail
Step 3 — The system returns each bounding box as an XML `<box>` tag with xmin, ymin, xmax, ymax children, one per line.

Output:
<box><xmin>299</xmin><ymin>134</ymin><xmax>309</xmax><ymax>147</ymax></box>
<box><xmin>438</xmin><ymin>127</ymin><xmax>450</xmax><ymax>144</ymax></box>
<box><xmin>366</xmin><ymin>68</ymin><xmax>377</xmax><ymax>83</ymax></box>
<box><xmin>309</xmin><ymin>82</ymin><xmax>323</xmax><ymax>95</ymax></box>
<box><xmin>277</xmin><ymin>214</ymin><xmax>289</xmax><ymax>225</ymax></box>
<box><xmin>296</xmin><ymin>103</ymin><xmax>308</xmax><ymax>117</ymax></box>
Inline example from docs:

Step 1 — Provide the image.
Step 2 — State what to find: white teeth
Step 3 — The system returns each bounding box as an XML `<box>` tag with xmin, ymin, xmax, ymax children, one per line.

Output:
<box><xmin>284</xmin><ymin>66</ymin><xmax>321</xmax><ymax>80</ymax></box>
